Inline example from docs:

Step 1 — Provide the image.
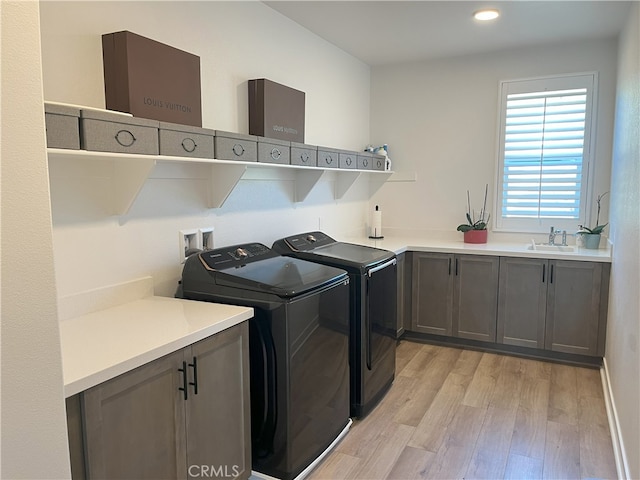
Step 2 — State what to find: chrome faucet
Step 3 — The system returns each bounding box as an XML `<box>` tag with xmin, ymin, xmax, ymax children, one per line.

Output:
<box><xmin>549</xmin><ymin>227</ymin><xmax>568</xmax><ymax>246</ymax></box>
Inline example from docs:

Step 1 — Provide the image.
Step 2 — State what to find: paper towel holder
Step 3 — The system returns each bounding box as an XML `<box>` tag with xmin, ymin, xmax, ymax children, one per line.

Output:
<box><xmin>369</xmin><ymin>205</ymin><xmax>384</xmax><ymax>239</ymax></box>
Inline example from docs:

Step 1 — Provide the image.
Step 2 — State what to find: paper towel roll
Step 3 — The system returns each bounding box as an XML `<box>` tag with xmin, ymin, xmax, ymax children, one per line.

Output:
<box><xmin>369</xmin><ymin>205</ymin><xmax>383</xmax><ymax>239</ymax></box>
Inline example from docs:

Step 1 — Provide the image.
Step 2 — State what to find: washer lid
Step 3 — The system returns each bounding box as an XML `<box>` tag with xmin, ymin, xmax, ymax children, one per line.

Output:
<box><xmin>213</xmin><ymin>255</ymin><xmax>348</xmax><ymax>297</ymax></box>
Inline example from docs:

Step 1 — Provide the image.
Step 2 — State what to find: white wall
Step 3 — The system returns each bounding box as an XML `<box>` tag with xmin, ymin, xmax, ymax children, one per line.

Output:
<box><xmin>606</xmin><ymin>3</ymin><xmax>640</xmax><ymax>478</ymax></box>
<box><xmin>370</xmin><ymin>38</ymin><xmax>617</xmax><ymax>241</ymax></box>
<box><xmin>0</xmin><ymin>2</ymin><xmax>71</xmax><ymax>478</ymax></box>
<box><xmin>38</xmin><ymin>1</ymin><xmax>372</xmax><ymax>298</ymax></box>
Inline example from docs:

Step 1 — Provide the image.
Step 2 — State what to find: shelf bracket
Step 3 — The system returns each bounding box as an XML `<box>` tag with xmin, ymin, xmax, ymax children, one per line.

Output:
<box><xmin>294</xmin><ymin>169</ymin><xmax>327</xmax><ymax>203</ymax></box>
<box><xmin>112</xmin><ymin>158</ymin><xmax>156</xmax><ymax>215</ymax></box>
<box><xmin>335</xmin><ymin>171</ymin><xmax>363</xmax><ymax>199</ymax></box>
<box><xmin>369</xmin><ymin>171</ymin><xmax>394</xmax><ymax>197</ymax></box>
<box><xmin>208</xmin><ymin>163</ymin><xmax>248</xmax><ymax>208</ymax></box>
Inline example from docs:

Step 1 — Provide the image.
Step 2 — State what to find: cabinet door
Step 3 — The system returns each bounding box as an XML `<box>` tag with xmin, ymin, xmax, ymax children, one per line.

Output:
<box><xmin>546</xmin><ymin>260</ymin><xmax>602</xmax><ymax>356</ymax></box>
<box><xmin>453</xmin><ymin>255</ymin><xmax>499</xmax><ymax>342</ymax></box>
<box><xmin>497</xmin><ymin>257</ymin><xmax>548</xmax><ymax>348</ymax></box>
<box><xmin>186</xmin><ymin>322</ymin><xmax>251</xmax><ymax>480</ymax></box>
<box><xmin>411</xmin><ymin>252</ymin><xmax>454</xmax><ymax>336</ymax></box>
<box><xmin>83</xmin><ymin>349</ymin><xmax>188</xmax><ymax>480</ymax></box>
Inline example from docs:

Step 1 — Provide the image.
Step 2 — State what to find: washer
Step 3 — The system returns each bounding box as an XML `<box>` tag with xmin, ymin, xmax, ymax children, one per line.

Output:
<box><xmin>177</xmin><ymin>242</ymin><xmax>351</xmax><ymax>480</ymax></box>
<box><xmin>273</xmin><ymin>231</ymin><xmax>397</xmax><ymax>418</ymax></box>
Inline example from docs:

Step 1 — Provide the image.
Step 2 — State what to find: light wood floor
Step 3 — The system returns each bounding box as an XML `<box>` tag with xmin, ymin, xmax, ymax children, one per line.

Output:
<box><xmin>309</xmin><ymin>340</ymin><xmax>618</xmax><ymax>480</ymax></box>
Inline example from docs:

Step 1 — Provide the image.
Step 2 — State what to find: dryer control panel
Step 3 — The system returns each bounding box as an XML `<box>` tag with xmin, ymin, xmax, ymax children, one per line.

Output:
<box><xmin>198</xmin><ymin>242</ymin><xmax>277</xmax><ymax>270</ymax></box>
<box><xmin>276</xmin><ymin>231</ymin><xmax>336</xmax><ymax>252</ymax></box>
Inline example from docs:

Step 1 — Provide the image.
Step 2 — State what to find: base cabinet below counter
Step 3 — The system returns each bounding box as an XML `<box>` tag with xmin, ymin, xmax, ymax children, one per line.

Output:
<box><xmin>406</xmin><ymin>251</ymin><xmax>609</xmax><ymax>361</ymax></box>
<box><xmin>410</xmin><ymin>252</ymin><xmax>499</xmax><ymax>343</ymax></box>
<box><xmin>66</xmin><ymin>322</ymin><xmax>251</xmax><ymax>480</ymax></box>
<box><xmin>497</xmin><ymin>257</ymin><xmax>609</xmax><ymax>356</ymax></box>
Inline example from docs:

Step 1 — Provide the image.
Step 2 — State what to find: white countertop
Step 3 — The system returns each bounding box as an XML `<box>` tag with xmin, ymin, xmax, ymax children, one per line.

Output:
<box><xmin>341</xmin><ymin>233</ymin><xmax>612</xmax><ymax>262</ymax></box>
<box><xmin>60</xmin><ymin>296</ymin><xmax>253</xmax><ymax>397</ymax></box>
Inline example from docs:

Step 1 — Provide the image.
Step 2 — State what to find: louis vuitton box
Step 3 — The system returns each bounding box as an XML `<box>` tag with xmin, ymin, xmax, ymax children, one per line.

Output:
<box><xmin>102</xmin><ymin>31</ymin><xmax>202</xmax><ymax>127</ymax></box>
<box><xmin>248</xmin><ymin>79</ymin><xmax>305</xmax><ymax>143</ymax></box>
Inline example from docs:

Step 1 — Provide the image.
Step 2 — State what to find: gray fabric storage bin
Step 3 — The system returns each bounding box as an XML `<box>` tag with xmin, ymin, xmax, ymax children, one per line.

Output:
<box><xmin>45</xmin><ymin>103</ymin><xmax>80</xmax><ymax>150</ymax></box>
<box><xmin>159</xmin><ymin>122</ymin><xmax>215</xmax><ymax>159</ymax></box>
<box><xmin>257</xmin><ymin>137</ymin><xmax>290</xmax><ymax>165</ymax></box>
<box><xmin>372</xmin><ymin>154</ymin><xmax>387</xmax><ymax>171</ymax></box>
<box><xmin>317</xmin><ymin>147</ymin><xmax>339</xmax><ymax>169</ymax></box>
<box><xmin>290</xmin><ymin>142</ymin><xmax>317</xmax><ymax>167</ymax></box>
<box><xmin>338</xmin><ymin>151</ymin><xmax>357</xmax><ymax>169</ymax></box>
<box><xmin>214</xmin><ymin>131</ymin><xmax>257</xmax><ymax>162</ymax></box>
<box><xmin>80</xmin><ymin>109</ymin><xmax>159</xmax><ymax>155</ymax></box>
<box><xmin>356</xmin><ymin>152</ymin><xmax>373</xmax><ymax>170</ymax></box>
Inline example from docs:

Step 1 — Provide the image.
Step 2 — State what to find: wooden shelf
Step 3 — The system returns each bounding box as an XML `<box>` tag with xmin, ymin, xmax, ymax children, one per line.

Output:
<box><xmin>47</xmin><ymin>148</ymin><xmax>393</xmax><ymax>214</ymax></box>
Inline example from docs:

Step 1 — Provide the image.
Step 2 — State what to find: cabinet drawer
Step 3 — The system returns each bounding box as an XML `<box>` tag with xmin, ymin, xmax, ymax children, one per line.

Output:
<box><xmin>372</xmin><ymin>154</ymin><xmax>387</xmax><ymax>171</ymax></box>
<box><xmin>45</xmin><ymin>103</ymin><xmax>80</xmax><ymax>150</ymax></box>
<box><xmin>290</xmin><ymin>142</ymin><xmax>317</xmax><ymax>166</ymax></box>
<box><xmin>214</xmin><ymin>131</ymin><xmax>257</xmax><ymax>162</ymax></box>
<box><xmin>338</xmin><ymin>151</ymin><xmax>357</xmax><ymax>169</ymax></box>
<box><xmin>357</xmin><ymin>153</ymin><xmax>373</xmax><ymax>170</ymax></box>
<box><xmin>80</xmin><ymin>110</ymin><xmax>159</xmax><ymax>155</ymax></box>
<box><xmin>317</xmin><ymin>148</ymin><xmax>339</xmax><ymax>169</ymax></box>
<box><xmin>257</xmin><ymin>137</ymin><xmax>290</xmax><ymax>165</ymax></box>
<box><xmin>159</xmin><ymin>122</ymin><xmax>215</xmax><ymax>158</ymax></box>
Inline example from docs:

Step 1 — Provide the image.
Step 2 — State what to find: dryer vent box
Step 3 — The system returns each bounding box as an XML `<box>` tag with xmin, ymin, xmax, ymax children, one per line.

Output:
<box><xmin>102</xmin><ymin>30</ymin><xmax>202</xmax><ymax>127</ymax></box>
<box><xmin>248</xmin><ymin>78</ymin><xmax>305</xmax><ymax>143</ymax></box>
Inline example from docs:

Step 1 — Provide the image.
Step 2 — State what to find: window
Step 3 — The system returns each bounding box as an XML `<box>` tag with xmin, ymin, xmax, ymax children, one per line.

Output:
<box><xmin>495</xmin><ymin>73</ymin><xmax>597</xmax><ymax>233</ymax></box>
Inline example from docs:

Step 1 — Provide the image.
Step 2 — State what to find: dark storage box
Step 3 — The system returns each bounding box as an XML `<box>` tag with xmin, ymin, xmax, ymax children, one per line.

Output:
<box><xmin>80</xmin><ymin>109</ymin><xmax>159</xmax><ymax>155</ymax></box>
<box><xmin>257</xmin><ymin>137</ymin><xmax>290</xmax><ymax>165</ymax></box>
<box><xmin>159</xmin><ymin>122</ymin><xmax>215</xmax><ymax>159</ymax></box>
<box><xmin>290</xmin><ymin>142</ymin><xmax>317</xmax><ymax>167</ymax></box>
<box><xmin>317</xmin><ymin>147</ymin><xmax>339</xmax><ymax>169</ymax></box>
<box><xmin>45</xmin><ymin>103</ymin><xmax>81</xmax><ymax>150</ymax></box>
<box><xmin>214</xmin><ymin>131</ymin><xmax>257</xmax><ymax>162</ymax></box>
<box><xmin>102</xmin><ymin>31</ymin><xmax>202</xmax><ymax>127</ymax></box>
<box><xmin>248</xmin><ymin>78</ymin><xmax>305</xmax><ymax>143</ymax></box>
<box><xmin>356</xmin><ymin>152</ymin><xmax>373</xmax><ymax>170</ymax></box>
<box><xmin>339</xmin><ymin>151</ymin><xmax>357</xmax><ymax>170</ymax></box>
<box><xmin>372</xmin><ymin>154</ymin><xmax>387</xmax><ymax>171</ymax></box>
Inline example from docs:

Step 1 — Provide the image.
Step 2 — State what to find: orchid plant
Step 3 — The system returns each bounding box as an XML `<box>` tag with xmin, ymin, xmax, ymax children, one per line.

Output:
<box><xmin>456</xmin><ymin>184</ymin><xmax>490</xmax><ymax>232</ymax></box>
<box><xmin>579</xmin><ymin>191</ymin><xmax>609</xmax><ymax>235</ymax></box>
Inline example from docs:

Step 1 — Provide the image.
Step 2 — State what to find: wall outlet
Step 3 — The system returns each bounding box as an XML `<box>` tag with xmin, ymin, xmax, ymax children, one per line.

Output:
<box><xmin>200</xmin><ymin>227</ymin><xmax>215</xmax><ymax>251</ymax></box>
<box><xmin>179</xmin><ymin>229</ymin><xmax>200</xmax><ymax>263</ymax></box>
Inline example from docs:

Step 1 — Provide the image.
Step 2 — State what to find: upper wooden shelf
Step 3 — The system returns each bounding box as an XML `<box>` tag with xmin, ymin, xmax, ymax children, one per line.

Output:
<box><xmin>47</xmin><ymin>148</ymin><xmax>394</xmax><ymax>214</ymax></box>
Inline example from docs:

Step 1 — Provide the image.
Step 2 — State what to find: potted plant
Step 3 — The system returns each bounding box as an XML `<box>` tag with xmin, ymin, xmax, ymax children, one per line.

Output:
<box><xmin>577</xmin><ymin>192</ymin><xmax>609</xmax><ymax>249</ymax></box>
<box><xmin>457</xmin><ymin>185</ymin><xmax>490</xmax><ymax>244</ymax></box>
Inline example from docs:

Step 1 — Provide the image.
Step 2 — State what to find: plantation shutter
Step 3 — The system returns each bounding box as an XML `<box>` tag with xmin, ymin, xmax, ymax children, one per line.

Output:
<box><xmin>496</xmin><ymin>74</ymin><xmax>596</xmax><ymax>232</ymax></box>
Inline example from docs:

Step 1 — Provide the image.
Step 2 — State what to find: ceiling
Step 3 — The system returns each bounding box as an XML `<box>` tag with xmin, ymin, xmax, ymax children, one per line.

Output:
<box><xmin>264</xmin><ymin>1</ymin><xmax>633</xmax><ymax>66</ymax></box>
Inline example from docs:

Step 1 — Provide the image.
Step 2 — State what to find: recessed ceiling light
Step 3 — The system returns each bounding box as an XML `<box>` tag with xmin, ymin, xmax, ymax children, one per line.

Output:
<box><xmin>473</xmin><ymin>9</ymin><xmax>500</xmax><ymax>21</ymax></box>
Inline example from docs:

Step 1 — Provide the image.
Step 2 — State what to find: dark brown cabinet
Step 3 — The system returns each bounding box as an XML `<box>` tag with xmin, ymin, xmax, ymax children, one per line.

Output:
<box><xmin>69</xmin><ymin>322</ymin><xmax>251</xmax><ymax>480</ymax></box>
<box><xmin>411</xmin><ymin>252</ymin><xmax>499</xmax><ymax>342</ymax></box>
<box><xmin>396</xmin><ymin>252</ymin><xmax>413</xmax><ymax>338</ymax></box>
<box><xmin>497</xmin><ymin>258</ymin><xmax>609</xmax><ymax>357</ymax></box>
<box><xmin>497</xmin><ymin>257</ymin><xmax>548</xmax><ymax>349</ymax></box>
<box><xmin>545</xmin><ymin>260</ymin><xmax>608</xmax><ymax>356</ymax></box>
<box><xmin>411</xmin><ymin>252</ymin><xmax>454</xmax><ymax>336</ymax></box>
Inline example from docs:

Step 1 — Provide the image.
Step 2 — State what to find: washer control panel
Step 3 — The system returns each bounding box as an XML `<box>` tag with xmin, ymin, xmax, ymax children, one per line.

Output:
<box><xmin>199</xmin><ymin>242</ymin><xmax>277</xmax><ymax>270</ymax></box>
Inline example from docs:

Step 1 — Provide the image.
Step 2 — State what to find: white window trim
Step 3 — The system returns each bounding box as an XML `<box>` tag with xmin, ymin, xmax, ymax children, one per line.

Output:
<box><xmin>493</xmin><ymin>72</ymin><xmax>599</xmax><ymax>234</ymax></box>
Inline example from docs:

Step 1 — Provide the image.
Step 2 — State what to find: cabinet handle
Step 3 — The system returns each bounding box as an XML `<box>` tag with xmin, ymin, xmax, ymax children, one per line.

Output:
<box><xmin>448</xmin><ymin>257</ymin><xmax>452</xmax><ymax>276</ymax></box>
<box><xmin>550</xmin><ymin>264</ymin><xmax>554</xmax><ymax>284</ymax></box>
<box><xmin>189</xmin><ymin>356</ymin><xmax>198</xmax><ymax>395</ymax></box>
<box><xmin>455</xmin><ymin>258</ymin><xmax>459</xmax><ymax>276</ymax></box>
<box><xmin>542</xmin><ymin>263</ymin><xmax>546</xmax><ymax>283</ymax></box>
<box><xmin>178</xmin><ymin>361</ymin><xmax>188</xmax><ymax>400</ymax></box>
